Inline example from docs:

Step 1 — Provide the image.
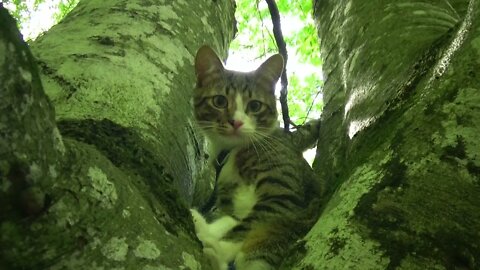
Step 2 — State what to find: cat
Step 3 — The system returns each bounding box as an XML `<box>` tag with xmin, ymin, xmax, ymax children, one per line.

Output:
<box><xmin>191</xmin><ymin>45</ymin><xmax>322</xmax><ymax>270</ymax></box>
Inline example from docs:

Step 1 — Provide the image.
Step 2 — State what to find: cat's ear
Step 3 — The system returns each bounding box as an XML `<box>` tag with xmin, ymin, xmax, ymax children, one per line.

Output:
<box><xmin>255</xmin><ymin>54</ymin><xmax>284</xmax><ymax>88</ymax></box>
<box><xmin>195</xmin><ymin>45</ymin><xmax>225</xmax><ymax>88</ymax></box>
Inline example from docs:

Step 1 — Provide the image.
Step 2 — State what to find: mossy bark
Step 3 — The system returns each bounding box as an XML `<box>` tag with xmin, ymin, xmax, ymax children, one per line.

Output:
<box><xmin>286</xmin><ymin>0</ymin><xmax>480</xmax><ymax>269</ymax></box>
<box><xmin>0</xmin><ymin>0</ymin><xmax>235</xmax><ymax>268</ymax></box>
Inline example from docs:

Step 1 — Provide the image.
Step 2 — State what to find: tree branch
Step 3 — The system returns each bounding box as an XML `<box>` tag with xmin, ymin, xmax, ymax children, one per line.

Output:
<box><xmin>265</xmin><ymin>0</ymin><xmax>291</xmax><ymax>132</ymax></box>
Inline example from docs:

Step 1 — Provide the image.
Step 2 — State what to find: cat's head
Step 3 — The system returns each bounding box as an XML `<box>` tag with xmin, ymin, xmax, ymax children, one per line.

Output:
<box><xmin>193</xmin><ymin>45</ymin><xmax>283</xmax><ymax>150</ymax></box>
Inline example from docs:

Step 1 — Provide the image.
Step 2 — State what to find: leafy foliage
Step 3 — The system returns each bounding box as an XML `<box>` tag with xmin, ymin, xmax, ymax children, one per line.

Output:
<box><xmin>54</xmin><ymin>0</ymin><xmax>79</xmax><ymax>22</ymax></box>
<box><xmin>2</xmin><ymin>0</ymin><xmax>30</xmax><ymax>27</ymax></box>
<box><xmin>3</xmin><ymin>0</ymin><xmax>79</xmax><ymax>41</ymax></box>
<box><xmin>231</xmin><ymin>0</ymin><xmax>323</xmax><ymax>124</ymax></box>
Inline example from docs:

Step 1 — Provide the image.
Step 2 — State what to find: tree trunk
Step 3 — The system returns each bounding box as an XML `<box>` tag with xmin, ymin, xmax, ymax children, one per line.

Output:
<box><xmin>286</xmin><ymin>0</ymin><xmax>480</xmax><ymax>269</ymax></box>
<box><xmin>0</xmin><ymin>0</ymin><xmax>235</xmax><ymax>268</ymax></box>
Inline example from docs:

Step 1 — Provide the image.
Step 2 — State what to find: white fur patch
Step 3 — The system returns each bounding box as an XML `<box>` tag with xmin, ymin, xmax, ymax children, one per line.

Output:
<box><xmin>207</xmin><ymin>216</ymin><xmax>239</xmax><ymax>240</ymax></box>
<box><xmin>232</xmin><ymin>184</ymin><xmax>257</xmax><ymax>219</ymax></box>
<box><xmin>190</xmin><ymin>209</ymin><xmax>238</xmax><ymax>244</ymax></box>
<box><xmin>191</xmin><ymin>209</ymin><xmax>241</xmax><ymax>270</ymax></box>
<box><xmin>233</xmin><ymin>93</ymin><xmax>255</xmax><ymax>135</ymax></box>
<box><xmin>218</xmin><ymin>149</ymin><xmax>257</xmax><ymax>219</ymax></box>
<box><xmin>204</xmin><ymin>240</ymin><xmax>242</xmax><ymax>270</ymax></box>
<box><xmin>217</xmin><ymin>149</ymin><xmax>239</xmax><ymax>184</ymax></box>
<box><xmin>233</xmin><ymin>95</ymin><xmax>245</xmax><ymax>120</ymax></box>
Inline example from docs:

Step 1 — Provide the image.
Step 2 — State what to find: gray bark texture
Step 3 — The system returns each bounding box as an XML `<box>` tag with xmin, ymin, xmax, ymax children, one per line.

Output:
<box><xmin>0</xmin><ymin>0</ymin><xmax>235</xmax><ymax>269</ymax></box>
<box><xmin>284</xmin><ymin>0</ymin><xmax>480</xmax><ymax>269</ymax></box>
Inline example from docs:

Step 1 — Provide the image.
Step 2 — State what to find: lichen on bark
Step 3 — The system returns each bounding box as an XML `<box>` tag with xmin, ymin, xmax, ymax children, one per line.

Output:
<box><xmin>0</xmin><ymin>0</ymin><xmax>236</xmax><ymax>268</ymax></box>
<box><xmin>296</xmin><ymin>0</ymin><xmax>480</xmax><ymax>269</ymax></box>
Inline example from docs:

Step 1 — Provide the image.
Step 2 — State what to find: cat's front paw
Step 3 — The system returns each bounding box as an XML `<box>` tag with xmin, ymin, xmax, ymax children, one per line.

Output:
<box><xmin>191</xmin><ymin>208</ymin><xmax>222</xmax><ymax>250</ymax></box>
<box><xmin>190</xmin><ymin>208</ymin><xmax>214</xmax><ymax>246</ymax></box>
<box><xmin>190</xmin><ymin>209</ymin><xmax>208</xmax><ymax>231</ymax></box>
<box><xmin>207</xmin><ymin>215</ymin><xmax>238</xmax><ymax>240</ymax></box>
<box><xmin>204</xmin><ymin>241</ymin><xmax>242</xmax><ymax>270</ymax></box>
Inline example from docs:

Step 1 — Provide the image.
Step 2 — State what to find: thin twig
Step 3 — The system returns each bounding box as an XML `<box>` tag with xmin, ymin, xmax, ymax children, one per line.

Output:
<box><xmin>256</xmin><ymin>1</ymin><xmax>267</xmax><ymax>56</ymax></box>
<box><xmin>303</xmin><ymin>87</ymin><xmax>322</xmax><ymax>124</ymax></box>
<box><xmin>256</xmin><ymin>4</ymin><xmax>276</xmax><ymax>55</ymax></box>
<box><xmin>265</xmin><ymin>0</ymin><xmax>291</xmax><ymax>132</ymax></box>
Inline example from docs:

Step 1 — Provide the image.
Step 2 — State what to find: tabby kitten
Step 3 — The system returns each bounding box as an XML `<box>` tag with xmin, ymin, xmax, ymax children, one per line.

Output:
<box><xmin>191</xmin><ymin>45</ymin><xmax>321</xmax><ymax>270</ymax></box>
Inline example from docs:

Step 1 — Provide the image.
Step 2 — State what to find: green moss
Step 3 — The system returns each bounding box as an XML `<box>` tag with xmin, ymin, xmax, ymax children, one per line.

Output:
<box><xmin>85</xmin><ymin>166</ymin><xmax>118</xmax><ymax>209</ymax></box>
<box><xmin>57</xmin><ymin>119</ymin><xmax>192</xmax><ymax>236</ymax></box>
<box><xmin>181</xmin><ymin>251</ymin><xmax>200</xmax><ymax>270</ymax></box>
<box><xmin>466</xmin><ymin>161</ymin><xmax>480</xmax><ymax>178</ymax></box>
<box><xmin>144</xmin><ymin>265</ymin><xmax>173</xmax><ymax>270</ymax></box>
<box><xmin>327</xmin><ymin>232</ymin><xmax>347</xmax><ymax>257</ymax></box>
<box><xmin>353</xmin><ymin>155</ymin><xmax>409</xmax><ymax>269</ymax></box>
<box><xmin>430</xmin><ymin>229</ymin><xmax>477</xmax><ymax>269</ymax></box>
<box><xmin>101</xmin><ymin>237</ymin><xmax>128</xmax><ymax>261</ymax></box>
<box><xmin>134</xmin><ymin>239</ymin><xmax>161</xmax><ymax>260</ymax></box>
<box><xmin>279</xmin><ymin>240</ymin><xmax>308</xmax><ymax>269</ymax></box>
<box><xmin>472</xmin><ymin>35</ymin><xmax>480</xmax><ymax>50</ymax></box>
<box><xmin>440</xmin><ymin>136</ymin><xmax>466</xmax><ymax>161</ymax></box>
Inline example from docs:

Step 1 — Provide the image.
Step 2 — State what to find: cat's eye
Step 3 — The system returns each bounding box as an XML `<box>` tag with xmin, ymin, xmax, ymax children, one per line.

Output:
<box><xmin>212</xmin><ymin>95</ymin><xmax>228</xmax><ymax>108</ymax></box>
<box><xmin>247</xmin><ymin>100</ymin><xmax>263</xmax><ymax>113</ymax></box>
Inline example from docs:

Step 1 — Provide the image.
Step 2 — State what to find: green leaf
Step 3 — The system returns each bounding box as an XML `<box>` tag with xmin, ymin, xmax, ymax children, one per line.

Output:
<box><xmin>232</xmin><ymin>0</ymin><xmax>323</xmax><ymax>124</ymax></box>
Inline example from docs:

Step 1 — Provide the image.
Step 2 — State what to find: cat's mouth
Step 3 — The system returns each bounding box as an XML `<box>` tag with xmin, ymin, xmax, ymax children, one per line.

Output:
<box><xmin>231</xmin><ymin>128</ymin><xmax>243</xmax><ymax>136</ymax></box>
<box><xmin>221</xmin><ymin>129</ymin><xmax>242</xmax><ymax>137</ymax></box>
<box><xmin>212</xmin><ymin>125</ymin><xmax>256</xmax><ymax>146</ymax></box>
<box><xmin>218</xmin><ymin>128</ymin><xmax>252</xmax><ymax>142</ymax></box>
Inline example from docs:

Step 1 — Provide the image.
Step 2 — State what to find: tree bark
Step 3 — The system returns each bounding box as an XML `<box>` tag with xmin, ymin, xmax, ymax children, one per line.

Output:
<box><xmin>285</xmin><ymin>0</ymin><xmax>480</xmax><ymax>269</ymax></box>
<box><xmin>0</xmin><ymin>0</ymin><xmax>235</xmax><ymax>268</ymax></box>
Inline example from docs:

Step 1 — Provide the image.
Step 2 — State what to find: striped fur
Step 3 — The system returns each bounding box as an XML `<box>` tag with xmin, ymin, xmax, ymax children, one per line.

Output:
<box><xmin>192</xmin><ymin>45</ymin><xmax>322</xmax><ymax>270</ymax></box>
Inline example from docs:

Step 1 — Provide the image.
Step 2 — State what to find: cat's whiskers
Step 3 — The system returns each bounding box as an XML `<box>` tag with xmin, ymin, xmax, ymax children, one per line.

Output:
<box><xmin>250</xmin><ymin>133</ymin><xmax>282</xmax><ymax>170</ymax></box>
<box><xmin>196</xmin><ymin>121</ymin><xmax>216</xmax><ymax>130</ymax></box>
<box><xmin>249</xmin><ymin>136</ymin><xmax>261</xmax><ymax>160</ymax></box>
<box><xmin>252</xmin><ymin>130</ymin><xmax>284</xmax><ymax>151</ymax></box>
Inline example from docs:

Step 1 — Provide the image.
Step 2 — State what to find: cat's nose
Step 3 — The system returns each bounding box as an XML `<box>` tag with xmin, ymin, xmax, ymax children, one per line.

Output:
<box><xmin>228</xmin><ymin>120</ymin><xmax>244</xmax><ymax>129</ymax></box>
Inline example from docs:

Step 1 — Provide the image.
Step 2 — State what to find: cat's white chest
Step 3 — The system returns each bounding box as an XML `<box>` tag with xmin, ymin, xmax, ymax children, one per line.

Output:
<box><xmin>232</xmin><ymin>184</ymin><xmax>256</xmax><ymax>219</ymax></box>
<box><xmin>218</xmin><ymin>150</ymin><xmax>257</xmax><ymax>219</ymax></box>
